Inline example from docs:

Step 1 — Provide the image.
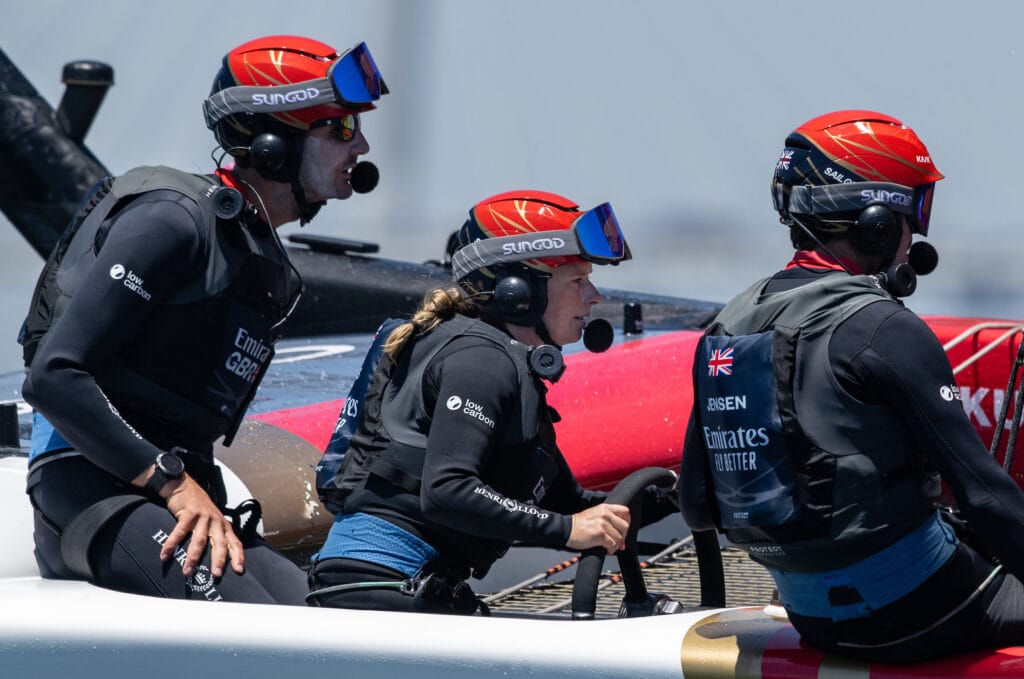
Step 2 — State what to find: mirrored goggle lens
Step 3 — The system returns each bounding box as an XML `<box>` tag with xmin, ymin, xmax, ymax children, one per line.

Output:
<box><xmin>329</xmin><ymin>42</ymin><xmax>386</xmax><ymax>105</ymax></box>
<box><xmin>312</xmin><ymin>114</ymin><xmax>358</xmax><ymax>142</ymax></box>
<box><xmin>915</xmin><ymin>183</ymin><xmax>934</xmax><ymax>236</ymax></box>
<box><xmin>573</xmin><ymin>203</ymin><xmax>625</xmax><ymax>261</ymax></box>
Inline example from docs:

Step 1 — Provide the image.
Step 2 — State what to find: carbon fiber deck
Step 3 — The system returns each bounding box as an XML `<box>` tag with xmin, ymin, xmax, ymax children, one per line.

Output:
<box><xmin>487</xmin><ymin>546</ymin><xmax>777</xmax><ymax>618</ymax></box>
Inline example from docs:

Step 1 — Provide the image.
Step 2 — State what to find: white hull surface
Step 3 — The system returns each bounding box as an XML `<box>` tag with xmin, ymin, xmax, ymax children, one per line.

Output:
<box><xmin>10</xmin><ymin>445</ymin><xmax>1024</xmax><ymax>678</ymax></box>
<box><xmin>0</xmin><ymin>577</ymin><xmax>699</xmax><ymax>678</ymax></box>
<box><xmin>0</xmin><ymin>457</ymin><xmax>698</xmax><ymax>679</ymax></box>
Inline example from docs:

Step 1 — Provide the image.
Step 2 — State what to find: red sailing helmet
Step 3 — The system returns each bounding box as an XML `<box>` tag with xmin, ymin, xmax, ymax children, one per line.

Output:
<box><xmin>459</xmin><ymin>191</ymin><xmax>588</xmax><ymax>276</ymax></box>
<box><xmin>452</xmin><ymin>190</ymin><xmax>629</xmax><ymax>326</ymax></box>
<box><xmin>207</xmin><ymin>35</ymin><xmax>387</xmax><ymax>152</ymax></box>
<box><xmin>772</xmin><ymin>110</ymin><xmax>944</xmax><ymax>235</ymax></box>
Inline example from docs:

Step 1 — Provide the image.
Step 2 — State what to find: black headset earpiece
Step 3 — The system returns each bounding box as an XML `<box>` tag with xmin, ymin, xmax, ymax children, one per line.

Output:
<box><xmin>876</xmin><ymin>262</ymin><xmax>918</xmax><ymax>298</ymax></box>
<box><xmin>851</xmin><ymin>204</ymin><xmax>900</xmax><ymax>255</ymax></box>
<box><xmin>249</xmin><ymin>133</ymin><xmax>289</xmax><ymax>177</ymax></box>
<box><xmin>247</xmin><ymin>131</ymin><xmax>302</xmax><ymax>183</ymax></box>
<box><xmin>487</xmin><ymin>265</ymin><xmax>549</xmax><ymax>326</ymax></box>
<box><xmin>212</xmin><ymin>186</ymin><xmax>244</xmax><ymax>221</ymax></box>
<box><xmin>527</xmin><ymin>344</ymin><xmax>565</xmax><ymax>382</ymax></box>
<box><xmin>493</xmin><ymin>275</ymin><xmax>533</xmax><ymax>317</ymax></box>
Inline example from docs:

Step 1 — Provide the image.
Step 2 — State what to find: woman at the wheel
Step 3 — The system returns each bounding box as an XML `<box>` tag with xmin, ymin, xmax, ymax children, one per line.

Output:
<box><xmin>308</xmin><ymin>191</ymin><xmax>673</xmax><ymax>613</ymax></box>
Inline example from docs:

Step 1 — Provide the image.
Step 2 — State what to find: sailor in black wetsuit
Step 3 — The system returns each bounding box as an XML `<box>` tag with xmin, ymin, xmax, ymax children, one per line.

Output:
<box><xmin>22</xmin><ymin>35</ymin><xmax>388</xmax><ymax>603</ymax></box>
<box><xmin>680</xmin><ymin>110</ymin><xmax>1024</xmax><ymax>663</ymax></box>
<box><xmin>308</xmin><ymin>191</ymin><xmax>675</xmax><ymax>613</ymax></box>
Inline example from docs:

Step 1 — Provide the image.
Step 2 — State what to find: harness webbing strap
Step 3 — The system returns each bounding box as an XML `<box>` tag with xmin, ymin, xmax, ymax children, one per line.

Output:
<box><xmin>60</xmin><ymin>494</ymin><xmax>148</xmax><ymax>581</ymax></box>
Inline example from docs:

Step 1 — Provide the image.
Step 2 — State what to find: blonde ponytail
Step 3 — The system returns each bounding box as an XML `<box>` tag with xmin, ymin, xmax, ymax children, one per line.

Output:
<box><xmin>383</xmin><ymin>287</ymin><xmax>480</xmax><ymax>359</ymax></box>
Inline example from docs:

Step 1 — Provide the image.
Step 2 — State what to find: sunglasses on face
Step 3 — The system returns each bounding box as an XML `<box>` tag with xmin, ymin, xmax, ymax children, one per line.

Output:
<box><xmin>311</xmin><ymin>114</ymin><xmax>359</xmax><ymax>142</ymax></box>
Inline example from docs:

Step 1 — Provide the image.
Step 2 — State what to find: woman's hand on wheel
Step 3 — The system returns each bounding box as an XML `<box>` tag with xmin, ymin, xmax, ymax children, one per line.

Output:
<box><xmin>568</xmin><ymin>503</ymin><xmax>630</xmax><ymax>554</ymax></box>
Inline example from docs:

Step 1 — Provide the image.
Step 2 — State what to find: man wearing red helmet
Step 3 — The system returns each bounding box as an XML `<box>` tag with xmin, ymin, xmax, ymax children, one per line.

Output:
<box><xmin>308</xmin><ymin>191</ymin><xmax>674</xmax><ymax>613</ymax></box>
<box><xmin>204</xmin><ymin>35</ymin><xmax>385</xmax><ymax>224</ymax></box>
<box><xmin>679</xmin><ymin>111</ymin><xmax>1024</xmax><ymax>662</ymax></box>
<box><xmin>20</xmin><ymin>36</ymin><xmax>387</xmax><ymax>604</ymax></box>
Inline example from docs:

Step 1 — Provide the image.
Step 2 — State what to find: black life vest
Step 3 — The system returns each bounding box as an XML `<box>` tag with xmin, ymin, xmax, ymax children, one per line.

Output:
<box><xmin>692</xmin><ymin>271</ymin><xmax>941</xmax><ymax>571</ymax></box>
<box><xmin>20</xmin><ymin>165</ymin><xmax>296</xmax><ymax>449</ymax></box>
<box><xmin>323</xmin><ymin>314</ymin><xmax>563</xmax><ymax>574</ymax></box>
<box><xmin>322</xmin><ymin>314</ymin><xmax>543</xmax><ymax>513</ymax></box>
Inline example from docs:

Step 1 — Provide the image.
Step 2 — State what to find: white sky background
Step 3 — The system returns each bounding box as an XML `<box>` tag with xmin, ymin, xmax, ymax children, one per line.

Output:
<box><xmin>1</xmin><ymin>1</ymin><xmax>1022</xmax><ymax>373</ymax></box>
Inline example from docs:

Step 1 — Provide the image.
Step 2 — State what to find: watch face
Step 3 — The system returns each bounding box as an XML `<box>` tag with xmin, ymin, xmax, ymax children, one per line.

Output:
<box><xmin>159</xmin><ymin>453</ymin><xmax>185</xmax><ymax>477</ymax></box>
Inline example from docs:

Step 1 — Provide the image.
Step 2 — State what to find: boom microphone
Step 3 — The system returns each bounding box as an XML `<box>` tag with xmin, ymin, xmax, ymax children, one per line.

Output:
<box><xmin>583</xmin><ymin>318</ymin><xmax>614</xmax><ymax>353</ymax></box>
<box><xmin>350</xmin><ymin>161</ymin><xmax>379</xmax><ymax>194</ymax></box>
<box><xmin>908</xmin><ymin>241</ymin><xmax>938</xmax><ymax>276</ymax></box>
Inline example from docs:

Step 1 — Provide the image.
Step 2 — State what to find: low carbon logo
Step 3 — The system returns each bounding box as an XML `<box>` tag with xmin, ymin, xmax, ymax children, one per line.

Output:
<box><xmin>447</xmin><ymin>396</ymin><xmax>463</xmax><ymax>411</ymax></box>
<box><xmin>109</xmin><ymin>264</ymin><xmax>126</xmax><ymax>280</ymax></box>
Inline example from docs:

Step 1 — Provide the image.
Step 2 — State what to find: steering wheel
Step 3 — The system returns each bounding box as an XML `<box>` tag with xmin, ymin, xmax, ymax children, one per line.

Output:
<box><xmin>569</xmin><ymin>466</ymin><xmax>677</xmax><ymax>619</ymax></box>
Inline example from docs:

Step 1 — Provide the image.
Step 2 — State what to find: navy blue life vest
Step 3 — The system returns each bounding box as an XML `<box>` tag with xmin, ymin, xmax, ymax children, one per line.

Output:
<box><xmin>692</xmin><ymin>272</ymin><xmax>940</xmax><ymax>571</ymax></box>
<box><xmin>316</xmin><ymin>318</ymin><xmax>404</xmax><ymax>513</ymax></box>
<box><xmin>696</xmin><ymin>330</ymin><xmax>798</xmax><ymax>530</ymax></box>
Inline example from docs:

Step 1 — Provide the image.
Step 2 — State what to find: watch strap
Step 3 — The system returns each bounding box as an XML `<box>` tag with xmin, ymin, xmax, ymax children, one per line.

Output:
<box><xmin>144</xmin><ymin>452</ymin><xmax>185</xmax><ymax>497</ymax></box>
<box><xmin>144</xmin><ymin>467</ymin><xmax>172</xmax><ymax>496</ymax></box>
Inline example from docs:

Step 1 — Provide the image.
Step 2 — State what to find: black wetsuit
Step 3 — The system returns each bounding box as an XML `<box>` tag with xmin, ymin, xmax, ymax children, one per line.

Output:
<box><xmin>680</xmin><ymin>260</ymin><xmax>1024</xmax><ymax>662</ymax></box>
<box><xmin>23</xmin><ymin>175</ymin><xmax>308</xmax><ymax>605</ymax></box>
<box><xmin>347</xmin><ymin>338</ymin><xmax>587</xmax><ymax>553</ymax></box>
<box><xmin>310</xmin><ymin>320</ymin><xmax>672</xmax><ymax>612</ymax></box>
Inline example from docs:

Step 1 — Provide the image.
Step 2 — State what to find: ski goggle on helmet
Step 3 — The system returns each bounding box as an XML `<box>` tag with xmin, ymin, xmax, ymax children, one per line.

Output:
<box><xmin>203</xmin><ymin>40</ymin><xmax>388</xmax><ymax>130</ymax></box>
<box><xmin>451</xmin><ymin>192</ymin><xmax>630</xmax><ymax>282</ymax></box>
<box><xmin>786</xmin><ymin>180</ymin><xmax>936</xmax><ymax>236</ymax></box>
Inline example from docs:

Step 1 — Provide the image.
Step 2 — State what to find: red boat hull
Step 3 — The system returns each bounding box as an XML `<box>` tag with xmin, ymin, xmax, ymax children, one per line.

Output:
<box><xmin>252</xmin><ymin>315</ymin><xmax>1024</xmax><ymax>491</ymax></box>
<box><xmin>682</xmin><ymin>608</ymin><xmax>1024</xmax><ymax>678</ymax></box>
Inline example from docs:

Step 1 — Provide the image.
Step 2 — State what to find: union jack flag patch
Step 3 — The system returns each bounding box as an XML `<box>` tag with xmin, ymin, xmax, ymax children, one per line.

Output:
<box><xmin>708</xmin><ymin>347</ymin><xmax>734</xmax><ymax>377</ymax></box>
<box><xmin>776</xmin><ymin>149</ymin><xmax>794</xmax><ymax>171</ymax></box>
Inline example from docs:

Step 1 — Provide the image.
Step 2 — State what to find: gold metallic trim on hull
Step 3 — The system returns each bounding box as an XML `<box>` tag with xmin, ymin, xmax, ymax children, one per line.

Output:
<box><xmin>680</xmin><ymin>608</ymin><xmax>871</xmax><ymax>679</ymax></box>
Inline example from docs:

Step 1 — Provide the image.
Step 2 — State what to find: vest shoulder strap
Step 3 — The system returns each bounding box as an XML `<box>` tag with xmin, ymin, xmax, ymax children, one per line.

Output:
<box><xmin>110</xmin><ymin>166</ymin><xmax>221</xmax><ymax>225</ymax></box>
<box><xmin>716</xmin><ymin>271</ymin><xmax>891</xmax><ymax>338</ymax></box>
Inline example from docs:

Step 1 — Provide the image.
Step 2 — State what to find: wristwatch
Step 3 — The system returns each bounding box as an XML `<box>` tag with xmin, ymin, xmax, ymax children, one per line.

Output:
<box><xmin>144</xmin><ymin>451</ymin><xmax>185</xmax><ymax>496</ymax></box>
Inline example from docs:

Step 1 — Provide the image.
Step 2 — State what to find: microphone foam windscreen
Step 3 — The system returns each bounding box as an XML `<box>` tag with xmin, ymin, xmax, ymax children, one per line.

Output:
<box><xmin>583</xmin><ymin>318</ymin><xmax>614</xmax><ymax>353</ymax></box>
<box><xmin>350</xmin><ymin>161</ymin><xmax>379</xmax><ymax>194</ymax></box>
<box><xmin>908</xmin><ymin>241</ymin><xmax>938</xmax><ymax>276</ymax></box>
